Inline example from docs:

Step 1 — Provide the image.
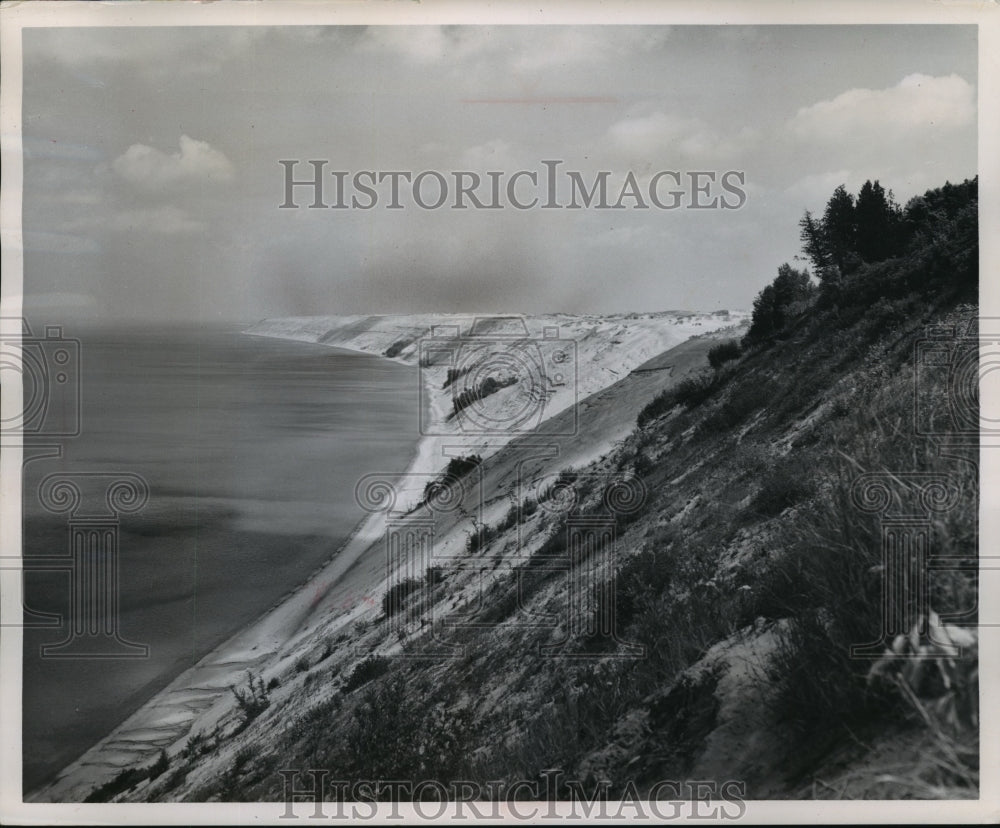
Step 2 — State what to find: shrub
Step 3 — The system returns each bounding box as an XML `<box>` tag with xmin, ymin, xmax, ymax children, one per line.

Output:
<box><xmin>295</xmin><ymin>656</ymin><xmax>310</xmax><ymax>674</ymax></box>
<box><xmin>707</xmin><ymin>339</ymin><xmax>741</xmax><ymax>369</ymax></box>
<box><xmin>230</xmin><ymin>671</ymin><xmax>271</xmax><ymax>729</ymax></box>
<box><xmin>383</xmin><ymin>339</ymin><xmax>411</xmax><ymax>359</ymax></box>
<box><xmin>233</xmin><ymin>745</ymin><xmax>255</xmax><ymax>772</ymax></box>
<box><xmin>613</xmin><ymin>545</ymin><xmax>674</xmax><ymax>630</ymax></box>
<box><xmin>466</xmin><ymin>522</ymin><xmax>497</xmax><ymax>554</ymax></box>
<box><xmin>744</xmin><ymin>264</ymin><xmax>814</xmax><ymax>346</ymax></box>
<box><xmin>749</xmin><ymin>459</ymin><xmax>817</xmax><ymax>518</ymax></box>
<box><xmin>497</xmin><ymin>495</ymin><xmax>538</xmax><ymax>533</ymax></box>
<box><xmin>266</xmin><ymin>677</ymin><xmax>280</xmax><ymax>691</ymax></box>
<box><xmin>673</xmin><ymin>374</ymin><xmax>717</xmax><ymax>408</ymax></box>
<box><xmin>637</xmin><ymin>371</ymin><xmax>726</xmax><ymax>429</ymax></box>
<box><xmin>443</xmin><ymin>365</ymin><xmax>470</xmax><ymax>389</ymax></box>
<box><xmin>293</xmin><ymin>673</ymin><xmax>477</xmax><ymax>786</ymax></box>
<box><xmin>637</xmin><ymin>390</ymin><xmax>675</xmax><ymax>428</ymax></box>
<box><xmin>696</xmin><ymin>380</ymin><xmax>773</xmax><ymax>435</ymax></box>
<box><xmin>148</xmin><ymin>749</ymin><xmax>169</xmax><ymax>781</ymax></box>
<box><xmin>84</xmin><ymin>766</ymin><xmax>148</xmax><ymax>803</ymax></box>
<box><xmin>444</xmin><ymin>454</ymin><xmax>482</xmax><ymax>478</ymax></box>
<box><xmin>423</xmin><ymin>455</ymin><xmax>482</xmax><ymax>502</ymax></box>
<box><xmin>633</xmin><ymin>451</ymin><xmax>656</xmax><ymax>478</ymax></box>
<box><xmin>83</xmin><ymin>749</ymin><xmax>169</xmax><ymax>803</ymax></box>
<box><xmin>449</xmin><ymin>376</ymin><xmax>517</xmax><ymax>419</ymax></box>
<box><xmin>382</xmin><ymin>577</ymin><xmax>421</xmax><ymax>617</ymax></box>
<box><xmin>182</xmin><ymin>732</ymin><xmax>203</xmax><ymax>759</ymax></box>
<box><xmin>341</xmin><ymin>655</ymin><xmax>390</xmax><ymax>693</ymax></box>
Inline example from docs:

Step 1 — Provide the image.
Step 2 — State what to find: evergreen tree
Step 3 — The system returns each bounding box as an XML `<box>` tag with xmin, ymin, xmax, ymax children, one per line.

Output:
<box><xmin>744</xmin><ymin>264</ymin><xmax>814</xmax><ymax>345</ymax></box>
<box><xmin>798</xmin><ymin>210</ymin><xmax>831</xmax><ymax>274</ymax></box>
<box><xmin>822</xmin><ymin>185</ymin><xmax>857</xmax><ymax>273</ymax></box>
<box><xmin>855</xmin><ymin>179</ymin><xmax>901</xmax><ymax>262</ymax></box>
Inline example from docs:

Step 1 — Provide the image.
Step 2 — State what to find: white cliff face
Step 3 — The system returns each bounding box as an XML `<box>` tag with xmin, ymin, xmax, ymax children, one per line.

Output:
<box><xmin>31</xmin><ymin>311</ymin><xmax>746</xmax><ymax>803</ymax></box>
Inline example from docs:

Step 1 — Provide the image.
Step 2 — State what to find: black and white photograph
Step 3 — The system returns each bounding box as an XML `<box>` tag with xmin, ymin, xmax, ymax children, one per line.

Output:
<box><xmin>0</xmin><ymin>1</ymin><xmax>996</xmax><ymax>823</ymax></box>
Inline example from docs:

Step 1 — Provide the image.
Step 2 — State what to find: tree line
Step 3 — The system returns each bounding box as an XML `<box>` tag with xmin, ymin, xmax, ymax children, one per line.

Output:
<box><xmin>744</xmin><ymin>177</ymin><xmax>977</xmax><ymax>346</ymax></box>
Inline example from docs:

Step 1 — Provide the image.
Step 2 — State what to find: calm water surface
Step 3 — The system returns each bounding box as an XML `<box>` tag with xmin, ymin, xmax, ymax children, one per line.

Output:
<box><xmin>22</xmin><ymin>324</ymin><xmax>419</xmax><ymax>792</ymax></box>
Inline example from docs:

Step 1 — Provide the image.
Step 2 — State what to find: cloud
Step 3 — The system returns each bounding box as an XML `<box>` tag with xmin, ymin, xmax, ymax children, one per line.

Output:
<box><xmin>788</xmin><ymin>73</ymin><xmax>975</xmax><ymax>143</ymax></box>
<box><xmin>608</xmin><ymin>111</ymin><xmax>751</xmax><ymax>165</ymax></box>
<box><xmin>511</xmin><ymin>28</ymin><xmax>668</xmax><ymax>74</ymax></box>
<box><xmin>111</xmin><ymin>135</ymin><xmax>234</xmax><ymax>192</ymax></box>
<box><xmin>357</xmin><ymin>25</ymin><xmax>669</xmax><ymax>73</ymax></box>
<box><xmin>358</xmin><ymin>26</ymin><xmax>474</xmax><ymax>64</ymax></box>
<box><xmin>28</xmin><ymin>27</ymin><xmax>257</xmax><ymax>77</ymax></box>
<box><xmin>104</xmin><ymin>206</ymin><xmax>206</xmax><ymax>236</ymax></box>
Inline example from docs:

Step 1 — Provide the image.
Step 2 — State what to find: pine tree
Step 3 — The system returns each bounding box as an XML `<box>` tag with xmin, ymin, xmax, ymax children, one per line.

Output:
<box><xmin>822</xmin><ymin>185</ymin><xmax>857</xmax><ymax>273</ymax></box>
<box><xmin>799</xmin><ymin>210</ymin><xmax>831</xmax><ymax>274</ymax></box>
<box><xmin>855</xmin><ymin>179</ymin><xmax>901</xmax><ymax>262</ymax></box>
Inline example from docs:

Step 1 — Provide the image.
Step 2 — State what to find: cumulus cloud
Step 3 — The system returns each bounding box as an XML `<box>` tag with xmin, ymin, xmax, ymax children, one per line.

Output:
<box><xmin>111</xmin><ymin>135</ymin><xmax>234</xmax><ymax>191</ymax></box>
<box><xmin>358</xmin><ymin>26</ymin><xmax>477</xmax><ymax>64</ymax></box>
<box><xmin>511</xmin><ymin>27</ymin><xmax>669</xmax><ymax>74</ymax></box>
<box><xmin>788</xmin><ymin>73</ymin><xmax>975</xmax><ymax>143</ymax></box>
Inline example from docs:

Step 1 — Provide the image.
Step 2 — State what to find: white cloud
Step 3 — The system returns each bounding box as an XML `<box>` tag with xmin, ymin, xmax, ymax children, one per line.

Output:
<box><xmin>608</xmin><ymin>111</ymin><xmax>750</xmax><ymax>164</ymax></box>
<box><xmin>788</xmin><ymin>73</ymin><xmax>975</xmax><ymax>143</ymax></box>
<box><xmin>111</xmin><ymin>135</ymin><xmax>234</xmax><ymax>191</ymax></box>
<box><xmin>357</xmin><ymin>25</ymin><xmax>668</xmax><ymax>72</ymax></box>
<box><xmin>358</xmin><ymin>26</ymin><xmax>463</xmax><ymax>64</ymax></box>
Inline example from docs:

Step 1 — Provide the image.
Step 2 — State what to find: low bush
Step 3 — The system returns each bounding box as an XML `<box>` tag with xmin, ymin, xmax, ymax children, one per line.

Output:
<box><xmin>637</xmin><ymin>374</ymin><xmax>718</xmax><ymax>428</ymax></box>
<box><xmin>83</xmin><ymin>749</ymin><xmax>170</xmax><ymax>803</ymax></box>
<box><xmin>466</xmin><ymin>522</ymin><xmax>497</xmax><ymax>554</ymax></box>
<box><xmin>423</xmin><ymin>455</ymin><xmax>482</xmax><ymax>502</ymax></box>
<box><xmin>230</xmin><ymin>672</ymin><xmax>271</xmax><ymax>730</ymax></box>
<box><xmin>449</xmin><ymin>376</ymin><xmax>518</xmax><ymax>419</ymax></box>
<box><xmin>341</xmin><ymin>655</ymin><xmax>390</xmax><ymax>694</ymax></box>
<box><xmin>384</xmin><ymin>339</ymin><xmax>411</xmax><ymax>359</ymax></box>
<box><xmin>749</xmin><ymin>458</ymin><xmax>817</xmax><ymax>518</ymax></box>
<box><xmin>382</xmin><ymin>578</ymin><xmax>421</xmax><ymax>617</ymax></box>
<box><xmin>696</xmin><ymin>380</ymin><xmax>774</xmax><ymax>436</ymax></box>
<box><xmin>707</xmin><ymin>339</ymin><xmax>741</xmax><ymax>369</ymax></box>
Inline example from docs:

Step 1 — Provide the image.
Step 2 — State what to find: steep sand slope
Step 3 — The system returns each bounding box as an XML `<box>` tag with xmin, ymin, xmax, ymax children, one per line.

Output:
<box><xmin>31</xmin><ymin>311</ymin><xmax>744</xmax><ymax>802</ymax></box>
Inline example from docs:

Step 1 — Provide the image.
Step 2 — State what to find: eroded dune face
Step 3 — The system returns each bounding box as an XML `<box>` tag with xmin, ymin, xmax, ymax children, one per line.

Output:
<box><xmin>33</xmin><ymin>311</ymin><xmax>744</xmax><ymax>803</ymax></box>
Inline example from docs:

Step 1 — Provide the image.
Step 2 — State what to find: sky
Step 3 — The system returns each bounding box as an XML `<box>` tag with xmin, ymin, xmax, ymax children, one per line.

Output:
<box><xmin>20</xmin><ymin>24</ymin><xmax>977</xmax><ymax>323</ymax></box>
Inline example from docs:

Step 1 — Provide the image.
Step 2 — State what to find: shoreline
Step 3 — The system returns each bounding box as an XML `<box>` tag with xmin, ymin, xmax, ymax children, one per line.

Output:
<box><xmin>32</xmin><ymin>312</ymin><xmax>746</xmax><ymax>802</ymax></box>
<box><xmin>29</xmin><ymin>332</ymin><xmax>439</xmax><ymax>803</ymax></box>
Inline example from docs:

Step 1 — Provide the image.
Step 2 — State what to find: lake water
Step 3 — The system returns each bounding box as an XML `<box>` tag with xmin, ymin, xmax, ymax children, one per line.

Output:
<box><xmin>21</xmin><ymin>324</ymin><xmax>420</xmax><ymax>793</ymax></box>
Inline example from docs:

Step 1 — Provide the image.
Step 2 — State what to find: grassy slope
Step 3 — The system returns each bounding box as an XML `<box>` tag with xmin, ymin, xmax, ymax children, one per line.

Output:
<box><xmin>105</xmin><ymin>181</ymin><xmax>978</xmax><ymax>803</ymax></box>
